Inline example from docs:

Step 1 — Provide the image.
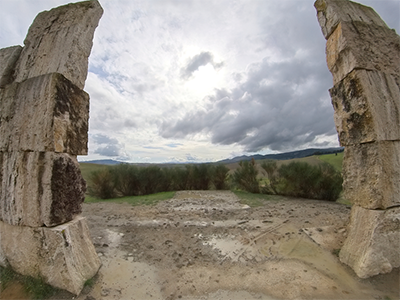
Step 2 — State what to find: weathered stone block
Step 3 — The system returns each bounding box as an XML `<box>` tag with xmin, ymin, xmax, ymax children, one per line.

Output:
<box><xmin>0</xmin><ymin>46</ymin><xmax>22</xmax><ymax>88</ymax></box>
<box><xmin>314</xmin><ymin>0</ymin><xmax>388</xmax><ymax>39</ymax></box>
<box><xmin>0</xmin><ymin>216</ymin><xmax>101</xmax><ymax>295</ymax></box>
<box><xmin>325</xmin><ymin>21</ymin><xmax>400</xmax><ymax>84</ymax></box>
<box><xmin>339</xmin><ymin>206</ymin><xmax>400</xmax><ymax>278</ymax></box>
<box><xmin>342</xmin><ymin>141</ymin><xmax>400</xmax><ymax>209</ymax></box>
<box><xmin>0</xmin><ymin>151</ymin><xmax>86</xmax><ymax>227</ymax></box>
<box><xmin>329</xmin><ymin>69</ymin><xmax>400</xmax><ymax>146</ymax></box>
<box><xmin>0</xmin><ymin>73</ymin><xmax>89</xmax><ymax>154</ymax></box>
<box><xmin>14</xmin><ymin>0</ymin><xmax>103</xmax><ymax>89</ymax></box>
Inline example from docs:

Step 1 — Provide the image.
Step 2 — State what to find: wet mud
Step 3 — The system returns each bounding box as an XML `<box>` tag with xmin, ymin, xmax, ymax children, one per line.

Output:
<box><xmin>2</xmin><ymin>191</ymin><xmax>398</xmax><ymax>299</ymax></box>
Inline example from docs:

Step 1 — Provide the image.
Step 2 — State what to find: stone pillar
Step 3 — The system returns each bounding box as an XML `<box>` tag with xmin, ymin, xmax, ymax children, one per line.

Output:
<box><xmin>314</xmin><ymin>0</ymin><xmax>400</xmax><ymax>278</ymax></box>
<box><xmin>0</xmin><ymin>0</ymin><xmax>103</xmax><ymax>295</ymax></box>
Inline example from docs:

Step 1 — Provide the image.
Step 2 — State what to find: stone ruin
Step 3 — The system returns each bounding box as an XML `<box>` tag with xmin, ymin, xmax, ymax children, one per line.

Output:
<box><xmin>0</xmin><ymin>0</ymin><xmax>398</xmax><ymax>295</ymax></box>
<box><xmin>0</xmin><ymin>0</ymin><xmax>103</xmax><ymax>295</ymax></box>
<box><xmin>315</xmin><ymin>0</ymin><xmax>399</xmax><ymax>278</ymax></box>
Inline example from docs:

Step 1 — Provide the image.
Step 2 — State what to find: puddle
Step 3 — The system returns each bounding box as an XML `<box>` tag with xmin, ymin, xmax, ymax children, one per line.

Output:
<box><xmin>199</xmin><ymin>223</ymin><xmax>369</xmax><ymax>297</ymax></box>
<box><xmin>201</xmin><ymin>234</ymin><xmax>252</xmax><ymax>262</ymax></box>
<box><xmin>77</xmin><ymin>250</ymin><xmax>162</xmax><ymax>300</ymax></box>
<box><xmin>277</xmin><ymin>234</ymin><xmax>362</xmax><ymax>294</ymax></box>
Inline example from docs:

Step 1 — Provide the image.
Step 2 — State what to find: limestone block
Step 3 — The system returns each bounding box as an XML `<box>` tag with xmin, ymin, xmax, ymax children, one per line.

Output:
<box><xmin>0</xmin><ymin>151</ymin><xmax>86</xmax><ymax>227</ymax></box>
<box><xmin>339</xmin><ymin>206</ymin><xmax>400</xmax><ymax>278</ymax></box>
<box><xmin>0</xmin><ymin>216</ymin><xmax>101</xmax><ymax>295</ymax></box>
<box><xmin>325</xmin><ymin>21</ymin><xmax>400</xmax><ymax>85</ymax></box>
<box><xmin>14</xmin><ymin>0</ymin><xmax>103</xmax><ymax>89</ymax></box>
<box><xmin>314</xmin><ymin>0</ymin><xmax>388</xmax><ymax>39</ymax></box>
<box><xmin>0</xmin><ymin>46</ymin><xmax>22</xmax><ymax>88</ymax></box>
<box><xmin>329</xmin><ymin>69</ymin><xmax>400</xmax><ymax>146</ymax></box>
<box><xmin>342</xmin><ymin>141</ymin><xmax>400</xmax><ymax>210</ymax></box>
<box><xmin>0</xmin><ymin>73</ymin><xmax>89</xmax><ymax>154</ymax></box>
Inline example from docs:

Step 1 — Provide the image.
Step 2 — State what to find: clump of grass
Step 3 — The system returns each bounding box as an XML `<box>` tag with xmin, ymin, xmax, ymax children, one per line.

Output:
<box><xmin>332</xmin><ymin>249</ymin><xmax>341</xmax><ymax>257</ymax></box>
<box><xmin>84</xmin><ymin>276</ymin><xmax>96</xmax><ymax>288</ymax></box>
<box><xmin>0</xmin><ymin>266</ymin><xmax>17</xmax><ymax>290</ymax></box>
<box><xmin>0</xmin><ymin>266</ymin><xmax>59</xmax><ymax>299</ymax></box>
<box><xmin>22</xmin><ymin>275</ymin><xmax>59</xmax><ymax>299</ymax></box>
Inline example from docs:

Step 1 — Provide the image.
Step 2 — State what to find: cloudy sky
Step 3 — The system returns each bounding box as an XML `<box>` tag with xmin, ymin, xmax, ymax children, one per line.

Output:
<box><xmin>1</xmin><ymin>0</ymin><xmax>399</xmax><ymax>163</ymax></box>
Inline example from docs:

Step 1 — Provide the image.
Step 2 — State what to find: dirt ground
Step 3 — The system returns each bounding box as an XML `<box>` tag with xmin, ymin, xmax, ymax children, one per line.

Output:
<box><xmin>2</xmin><ymin>191</ymin><xmax>399</xmax><ymax>299</ymax></box>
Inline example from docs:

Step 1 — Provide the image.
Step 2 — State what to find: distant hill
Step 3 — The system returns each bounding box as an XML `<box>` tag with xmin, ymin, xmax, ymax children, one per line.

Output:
<box><xmin>79</xmin><ymin>159</ymin><xmax>122</xmax><ymax>165</ymax></box>
<box><xmin>80</xmin><ymin>147</ymin><xmax>344</xmax><ymax>166</ymax></box>
<box><xmin>217</xmin><ymin>147</ymin><xmax>344</xmax><ymax>164</ymax></box>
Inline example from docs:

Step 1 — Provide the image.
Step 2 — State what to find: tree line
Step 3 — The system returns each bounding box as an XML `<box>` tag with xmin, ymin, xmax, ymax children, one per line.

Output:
<box><xmin>88</xmin><ymin>159</ymin><xmax>342</xmax><ymax>202</ymax></box>
<box><xmin>88</xmin><ymin>163</ymin><xmax>230</xmax><ymax>199</ymax></box>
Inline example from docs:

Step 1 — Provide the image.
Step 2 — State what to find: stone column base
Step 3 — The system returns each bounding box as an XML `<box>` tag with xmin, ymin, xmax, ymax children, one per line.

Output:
<box><xmin>0</xmin><ymin>216</ymin><xmax>101</xmax><ymax>295</ymax></box>
<box><xmin>339</xmin><ymin>205</ymin><xmax>400</xmax><ymax>278</ymax></box>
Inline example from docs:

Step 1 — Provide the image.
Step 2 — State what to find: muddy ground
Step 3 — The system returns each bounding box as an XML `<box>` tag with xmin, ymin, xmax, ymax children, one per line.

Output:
<box><xmin>2</xmin><ymin>191</ymin><xmax>399</xmax><ymax>299</ymax></box>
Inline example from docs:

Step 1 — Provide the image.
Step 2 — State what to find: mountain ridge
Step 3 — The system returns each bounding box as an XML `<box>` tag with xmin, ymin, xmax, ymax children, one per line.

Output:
<box><xmin>80</xmin><ymin>147</ymin><xmax>344</xmax><ymax>165</ymax></box>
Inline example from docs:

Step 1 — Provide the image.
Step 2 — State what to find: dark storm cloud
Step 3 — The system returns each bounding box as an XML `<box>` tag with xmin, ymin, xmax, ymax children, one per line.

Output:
<box><xmin>181</xmin><ymin>51</ymin><xmax>224</xmax><ymax>79</ymax></box>
<box><xmin>161</xmin><ymin>54</ymin><xmax>336</xmax><ymax>152</ymax></box>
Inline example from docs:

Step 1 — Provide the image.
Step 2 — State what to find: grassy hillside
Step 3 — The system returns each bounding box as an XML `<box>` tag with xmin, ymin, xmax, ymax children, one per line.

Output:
<box><xmin>79</xmin><ymin>162</ymin><xmax>109</xmax><ymax>183</ymax></box>
<box><xmin>317</xmin><ymin>152</ymin><xmax>344</xmax><ymax>172</ymax></box>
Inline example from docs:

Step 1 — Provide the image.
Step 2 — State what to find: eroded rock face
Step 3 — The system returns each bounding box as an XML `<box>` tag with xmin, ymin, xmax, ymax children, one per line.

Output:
<box><xmin>0</xmin><ymin>73</ymin><xmax>89</xmax><ymax>154</ymax></box>
<box><xmin>315</xmin><ymin>0</ymin><xmax>389</xmax><ymax>40</ymax></box>
<box><xmin>324</xmin><ymin>22</ymin><xmax>399</xmax><ymax>85</ymax></box>
<box><xmin>339</xmin><ymin>206</ymin><xmax>400</xmax><ymax>278</ymax></box>
<box><xmin>315</xmin><ymin>0</ymin><xmax>400</xmax><ymax>278</ymax></box>
<box><xmin>0</xmin><ymin>217</ymin><xmax>101</xmax><ymax>295</ymax></box>
<box><xmin>0</xmin><ymin>152</ymin><xmax>86</xmax><ymax>227</ymax></box>
<box><xmin>342</xmin><ymin>141</ymin><xmax>400</xmax><ymax>209</ymax></box>
<box><xmin>13</xmin><ymin>0</ymin><xmax>103</xmax><ymax>89</ymax></box>
<box><xmin>330</xmin><ymin>69</ymin><xmax>400</xmax><ymax>146</ymax></box>
<box><xmin>0</xmin><ymin>46</ymin><xmax>22</xmax><ymax>88</ymax></box>
<box><xmin>0</xmin><ymin>0</ymin><xmax>103</xmax><ymax>295</ymax></box>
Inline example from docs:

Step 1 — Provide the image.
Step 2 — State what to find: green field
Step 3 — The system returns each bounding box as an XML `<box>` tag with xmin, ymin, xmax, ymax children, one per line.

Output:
<box><xmin>317</xmin><ymin>152</ymin><xmax>344</xmax><ymax>172</ymax></box>
<box><xmin>79</xmin><ymin>162</ymin><xmax>110</xmax><ymax>183</ymax></box>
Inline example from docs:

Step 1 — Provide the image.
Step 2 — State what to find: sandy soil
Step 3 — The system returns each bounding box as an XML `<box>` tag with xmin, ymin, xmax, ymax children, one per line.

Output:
<box><xmin>2</xmin><ymin>190</ymin><xmax>399</xmax><ymax>299</ymax></box>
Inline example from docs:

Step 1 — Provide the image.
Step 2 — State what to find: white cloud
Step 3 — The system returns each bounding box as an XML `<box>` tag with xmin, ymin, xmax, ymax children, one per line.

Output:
<box><xmin>1</xmin><ymin>0</ymin><xmax>398</xmax><ymax>163</ymax></box>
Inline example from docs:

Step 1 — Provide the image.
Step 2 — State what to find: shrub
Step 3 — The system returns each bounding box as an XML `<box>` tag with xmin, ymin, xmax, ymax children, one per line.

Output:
<box><xmin>138</xmin><ymin>166</ymin><xmax>165</xmax><ymax>195</ymax></box>
<box><xmin>193</xmin><ymin>164</ymin><xmax>212</xmax><ymax>190</ymax></box>
<box><xmin>261</xmin><ymin>160</ymin><xmax>278</xmax><ymax>194</ymax></box>
<box><xmin>87</xmin><ymin>162</ymin><xmax>232</xmax><ymax>199</ymax></box>
<box><xmin>211</xmin><ymin>164</ymin><xmax>230</xmax><ymax>190</ymax></box>
<box><xmin>88</xmin><ymin>168</ymin><xmax>116</xmax><ymax>199</ymax></box>
<box><xmin>170</xmin><ymin>167</ymin><xmax>189</xmax><ymax>190</ymax></box>
<box><xmin>111</xmin><ymin>164</ymin><xmax>141</xmax><ymax>196</ymax></box>
<box><xmin>232</xmin><ymin>158</ymin><xmax>260</xmax><ymax>193</ymax></box>
<box><xmin>278</xmin><ymin>161</ymin><xmax>342</xmax><ymax>201</ymax></box>
<box><xmin>314</xmin><ymin>162</ymin><xmax>343</xmax><ymax>201</ymax></box>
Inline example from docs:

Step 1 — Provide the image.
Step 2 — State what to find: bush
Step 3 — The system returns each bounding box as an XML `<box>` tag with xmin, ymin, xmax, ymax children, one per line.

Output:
<box><xmin>138</xmin><ymin>166</ymin><xmax>165</xmax><ymax>195</ymax></box>
<box><xmin>111</xmin><ymin>164</ymin><xmax>141</xmax><ymax>196</ymax></box>
<box><xmin>278</xmin><ymin>161</ymin><xmax>342</xmax><ymax>201</ymax></box>
<box><xmin>169</xmin><ymin>167</ymin><xmax>189</xmax><ymax>190</ymax></box>
<box><xmin>261</xmin><ymin>160</ymin><xmax>278</xmax><ymax>194</ymax></box>
<box><xmin>232</xmin><ymin>158</ymin><xmax>260</xmax><ymax>193</ymax></box>
<box><xmin>211</xmin><ymin>164</ymin><xmax>230</xmax><ymax>190</ymax></box>
<box><xmin>88</xmin><ymin>168</ymin><xmax>116</xmax><ymax>199</ymax></box>
<box><xmin>87</xmin><ymin>162</ymin><xmax>232</xmax><ymax>199</ymax></box>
